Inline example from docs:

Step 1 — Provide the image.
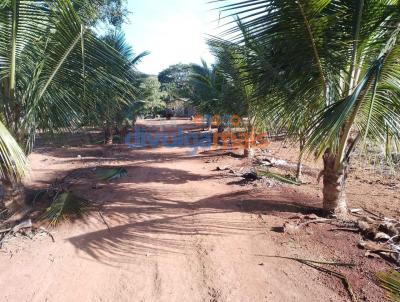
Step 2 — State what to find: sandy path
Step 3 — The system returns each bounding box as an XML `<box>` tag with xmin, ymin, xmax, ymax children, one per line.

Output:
<box><xmin>0</xmin><ymin>120</ymin><xmax>344</xmax><ymax>302</ymax></box>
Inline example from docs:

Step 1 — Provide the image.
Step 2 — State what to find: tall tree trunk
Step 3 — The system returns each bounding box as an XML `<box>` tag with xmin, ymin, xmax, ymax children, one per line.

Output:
<box><xmin>321</xmin><ymin>149</ymin><xmax>348</xmax><ymax>216</ymax></box>
<box><xmin>244</xmin><ymin>123</ymin><xmax>255</xmax><ymax>158</ymax></box>
<box><xmin>296</xmin><ymin>158</ymin><xmax>303</xmax><ymax>181</ymax></box>
<box><xmin>104</xmin><ymin>124</ymin><xmax>113</xmax><ymax>145</ymax></box>
<box><xmin>385</xmin><ymin>128</ymin><xmax>391</xmax><ymax>158</ymax></box>
<box><xmin>296</xmin><ymin>139</ymin><xmax>305</xmax><ymax>181</ymax></box>
<box><xmin>207</xmin><ymin>117</ymin><xmax>212</xmax><ymax>131</ymax></box>
<box><xmin>120</xmin><ymin>125</ymin><xmax>128</xmax><ymax>145</ymax></box>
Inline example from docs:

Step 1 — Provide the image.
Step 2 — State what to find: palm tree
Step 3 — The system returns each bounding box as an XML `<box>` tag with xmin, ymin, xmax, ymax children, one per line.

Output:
<box><xmin>190</xmin><ymin>60</ymin><xmax>225</xmax><ymax>130</ymax></box>
<box><xmin>0</xmin><ymin>0</ymin><xmax>141</xmax><ymax>209</ymax></box>
<box><xmin>217</xmin><ymin>0</ymin><xmax>400</xmax><ymax>215</ymax></box>
<box><xmin>208</xmin><ymin>37</ymin><xmax>258</xmax><ymax>157</ymax></box>
<box><xmin>85</xmin><ymin>30</ymin><xmax>148</xmax><ymax>144</ymax></box>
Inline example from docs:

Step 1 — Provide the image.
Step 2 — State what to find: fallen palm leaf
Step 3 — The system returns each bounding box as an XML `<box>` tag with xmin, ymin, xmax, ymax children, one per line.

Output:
<box><xmin>257</xmin><ymin>255</ymin><xmax>355</xmax><ymax>267</ymax></box>
<box><xmin>305</xmin><ymin>261</ymin><xmax>358</xmax><ymax>302</ymax></box>
<box><xmin>358</xmin><ymin>240</ymin><xmax>394</xmax><ymax>253</ymax></box>
<box><xmin>257</xmin><ymin>169</ymin><xmax>301</xmax><ymax>185</ymax></box>
<box><xmin>377</xmin><ymin>270</ymin><xmax>400</xmax><ymax>302</ymax></box>
<box><xmin>260</xmin><ymin>255</ymin><xmax>357</xmax><ymax>302</ymax></box>
<box><xmin>12</xmin><ymin>219</ymin><xmax>32</xmax><ymax>233</ymax></box>
<box><xmin>95</xmin><ymin>167</ymin><xmax>128</xmax><ymax>181</ymax></box>
<box><xmin>0</xmin><ymin>219</ymin><xmax>34</xmax><ymax>248</ymax></box>
<box><xmin>283</xmin><ymin>218</ymin><xmax>334</xmax><ymax>234</ymax></box>
<box><xmin>36</xmin><ymin>227</ymin><xmax>55</xmax><ymax>242</ymax></box>
<box><xmin>330</xmin><ymin>227</ymin><xmax>360</xmax><ymax>233</ymax></box>
<box><xmin>41</xmin><ymin>192</ymin><xmax>92</xmax><ymax>226</ymax></box>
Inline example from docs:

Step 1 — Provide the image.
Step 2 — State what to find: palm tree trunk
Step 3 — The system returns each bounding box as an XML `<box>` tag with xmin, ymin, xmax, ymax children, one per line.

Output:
<box><xmin>385</xmin><ymin>128</ymin><xmax>391</xmax><ymax>158</ymax></box>
<box><xmin>104</xmin><ymin>124</ymin><xmax>113</xmax><ymax>145</ymax></box>
<box><xmin>321</xmin><ymin>149</ymin><xmax>348</xmax><ymax>216</ymax></box>
<box><xmin>296</xmin><ymin>161</ymin><xmax>302</xmax><ymax>179</ymax></box>
<box><xmin>244</xmin><ymin>124</ymin><xmax>255</xmax><ymax>158</ymax></box>
<box><xmin>296</xmin><ymin>139</ymin><xmax>305</xmax><ymax>181</ymax></box>
<box><xmin>120</xmin><ymin>125</ymin><xmax>128</xmax><ymax>144</ymax></box>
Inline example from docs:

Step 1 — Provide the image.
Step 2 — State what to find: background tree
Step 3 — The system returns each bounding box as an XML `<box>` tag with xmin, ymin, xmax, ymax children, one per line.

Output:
<box><xmin>73</xmin><ymin>0</ymin><xmax>129</xmax><ymax>28</ymax></box>
<box><xmin>158</xmin><ymin>63</ymin><xmax>192</xmax><ymax>102</ymax></box>
<box><xmin>137</xmin><ymin>77</ymin><xmax>166</xmax><ymax>118</ymax></box>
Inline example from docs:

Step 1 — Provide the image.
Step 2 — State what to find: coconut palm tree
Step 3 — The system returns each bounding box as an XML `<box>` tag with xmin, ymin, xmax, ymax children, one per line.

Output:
<box><xmin>207</xmin><ymin>37</ymin><xmax>259</xmax><ymax>157</ymax></box>
<box><xmin>217</xmin><ymin>0</ymin><xmax>400</xmax><ymax>215</ymax></box>
<box><xmin>85</xmin><ymin>30</ymin><xmax>148</xmax><ymax>144</ymax></box>
<box><xmin>190</xmin><ymin>60</ymin><xmax>226</xmax><ymax>130</ymax></box>
<box><xmin>0</xmin><ymin>0</ymin><xmax>142</xmax><ymax>209</ymax></box>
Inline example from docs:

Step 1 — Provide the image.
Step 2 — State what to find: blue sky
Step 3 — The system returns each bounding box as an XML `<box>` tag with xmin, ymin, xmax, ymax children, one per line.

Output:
<box><xmin>122</xmin><ymin>0</ymin><xmax>221</xmax><ymax>75</ymax></box>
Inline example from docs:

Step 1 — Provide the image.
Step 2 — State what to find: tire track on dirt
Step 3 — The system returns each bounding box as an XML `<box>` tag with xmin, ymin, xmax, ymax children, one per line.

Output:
<box><xmin>194</xmin><ymin>238</ymin><xmax>224</xmax><ymax>302</ymax></box>
<box><xmin>183</xmin><ymin>176</ymin><xmax>226</xmax><ymax>302</ymax></box>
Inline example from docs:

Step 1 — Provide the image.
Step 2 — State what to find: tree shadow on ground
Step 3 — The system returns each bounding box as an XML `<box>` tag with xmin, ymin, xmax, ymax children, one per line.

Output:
<box><xmin>65</xmin><ymin>177</ymin><xmax>321</xmax><ymax>266</ymax></box>
<box><xmin>27</xmin><ymin>120</ymin><xmax>322</xmax><ymax>266</ymax></box>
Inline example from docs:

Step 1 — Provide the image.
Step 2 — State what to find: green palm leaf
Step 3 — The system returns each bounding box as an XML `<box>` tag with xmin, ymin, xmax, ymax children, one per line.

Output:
<box><xmin>95</xmin><ymin>167</ymin><xmax>128</xmax><ymax>181</ymax></box>
<box><xmin>0</xmin><ymin>120</ymin><xmax>27</xmax><ymax>180</ymax></box>
<box><xmin>41</xmin><ymin>192</ymin><xmax>92</xmax><ymax>226</ymax></box>
<box><xmin>0</xmin><ymin>0</ymin><xmax>144</xmax><ymax>179</ymax></box>
<box><xmin>377</xmin><ymin>270</ymin><xmax>400</xmax><ymax>302</ymax></box>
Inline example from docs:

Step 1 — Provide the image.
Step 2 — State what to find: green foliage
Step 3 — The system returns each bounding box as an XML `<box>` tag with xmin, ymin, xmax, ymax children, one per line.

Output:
<box><xmin>207</xmin><ymin>40</ymin><xmax>252</xmax><ymax>117</ymax></box>
<box><xmin>95</xmin><ymin>167</ymin><xmax>128</xmax><ymax>181</ymax></box>
<box><xmin>189</xmin><ymin>44</ymin><xmax>264</xmax><ymax>135</ymax></box>
<box><xmin>377</xmin><ymin>270</ymin><xmax>400</xmax><ymax>302</ymax></box>
<box><xmin>136</xmin><ymin>77</ymin><xmax>166</xmax><ymax>117</ymax></box>
<box><xmin>0</xmin><ymin>122</ymin><xmax>28</xmax><ymax>181</ymax></box>
<box><xmin>41</xmin><ymin>192</ymin><xmax>92</xmax><ymax>226</ymax></box>
<box><xmin>72</xmin><ymin>0</ymin><xmax>129</xmax><ymax>28</ymax></box>
<box><xmin>83</xmin><ymin>30</ymin><xmax>148</xmax><ymax>129</ymax></box>
<box><xmin>158</xmin><ymin>63</ymin><xmax>193</xmax><ymax>101</ymax></box>
<box><xmin>189</xmin><ymin>60</ymin><xmax>225</xmax><ymax>116</ymax></box>
<box><xmin>215</xmin><ymin>0</ymin><xmax>400</xmax><ymax>166</ymax></box>
<box><xmin>0</xmin><ymin>1</ymin><xmax>145</xmax><ymax>179</ymax></box>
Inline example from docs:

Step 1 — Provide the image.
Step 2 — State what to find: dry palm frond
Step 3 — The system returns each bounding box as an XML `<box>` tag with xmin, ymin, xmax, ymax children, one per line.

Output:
<box><xmin>257</xmin><ymin>169</ymin><xmax>301</xmax><ymax>185</ymax></box>
<box><xmin>95</xmin><ymin>167</ymin><xmax>128</xmax><ymax>181</ymax></box>
<box><xmin>377</xmin><ymin>270</ymin><xmax>400</xmax><ymax>302</ymax></box>
<box><xmin>259</xmin><ymin>254</ymin><xmax>358</xmax><ymax>302</ymax></box>
<box><xmin>41</xmin><ymin>192</ymin><xmax>92</xmax><ymax>226</ymax></box>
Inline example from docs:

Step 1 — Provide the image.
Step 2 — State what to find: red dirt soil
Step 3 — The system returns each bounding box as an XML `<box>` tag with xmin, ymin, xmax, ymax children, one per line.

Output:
<box><xmin>0</xmin><ymin>119</ymin><xmax>397</xmax><ymax>302</ymax></box>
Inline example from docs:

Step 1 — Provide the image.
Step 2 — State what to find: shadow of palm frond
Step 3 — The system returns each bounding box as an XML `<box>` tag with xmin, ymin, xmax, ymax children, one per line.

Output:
<box><xmin>67</xmin><ymin>187</ymin><xmax>320</xmax><ymax>266</ymax></box>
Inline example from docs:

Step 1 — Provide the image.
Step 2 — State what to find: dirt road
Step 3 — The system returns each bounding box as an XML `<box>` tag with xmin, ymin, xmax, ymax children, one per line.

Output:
<box><xmin>0</xmin><ymin>120</ymin><xmax>382</xmax><ymax>302</ymax></box>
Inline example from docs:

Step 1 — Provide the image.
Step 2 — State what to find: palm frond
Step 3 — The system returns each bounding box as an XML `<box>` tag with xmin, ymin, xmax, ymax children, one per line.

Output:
<box><xmin>377</xmin><ymin>270</ymin><xmax>400</xmax><ymax>302</ymax></box>
<box><xmin>213</xmin><ymin>0</ymin><xmax>400</xmax><ymax>162</ymax></box>
<box><xmin>0</xmin><ymin>0</ymin><xmax>145</xmax><ymax>174</ymax></box>
<box><xmin>95</xmin><ymin>167</ymin><xmax>128</xmax><ymax>181</ymax></box>
<box><xmin>257</xmin><ymin>169</ymin><xmax>301</xmax><ymax>185</ymax></box>
<box><xmin>41</xmin><ymin>191</ymin><xmax>92</xmax><ymax>226</ymax></box>
<box><xmin>0</xmin><ymin>120</ymin><xmax>28</xmax><ymax>181</ymax></box>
